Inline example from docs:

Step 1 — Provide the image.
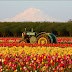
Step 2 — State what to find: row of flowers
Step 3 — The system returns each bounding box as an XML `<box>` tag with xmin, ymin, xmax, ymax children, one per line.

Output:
<box><xmin>0</xmin><ymin>46</ymin><xmax>72</xmax><ymax>56</ymax></box>
<box><xmin>57</xmin><ymin>38</ymin><xmax>72</xmax><ymax>44</ymax></box>
<box><xmin>0</xmin><ymin>38</ymin><xmax>72</xmax><ymax>43</ymax></box>
<box><xmin>0</xmin><ymin>43</ymin><xmax>72</xmax><ymax>47</ymax></box>
<box><xmin>0</xmin><ymin>46</ymin><xmax>72</xmax><ymax>72</ymax></box>
<box><xmin>0</xmin><ymin>38</ymin><xmax>21</xmax><ymax>43</ymax></box>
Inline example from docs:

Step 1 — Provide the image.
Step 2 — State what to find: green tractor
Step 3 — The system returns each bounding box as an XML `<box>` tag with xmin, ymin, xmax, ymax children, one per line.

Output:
<box><xmin>19</xmin><ymin>28</ymin><xmax>57</xmax><ymax>44</ymax></box>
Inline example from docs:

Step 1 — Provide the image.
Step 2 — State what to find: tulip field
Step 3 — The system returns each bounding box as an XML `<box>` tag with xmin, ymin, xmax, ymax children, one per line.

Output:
<box><xmin>0</xmin><ymin>37</ymin><xmax>72</xmax><ymax>72</ymax></box>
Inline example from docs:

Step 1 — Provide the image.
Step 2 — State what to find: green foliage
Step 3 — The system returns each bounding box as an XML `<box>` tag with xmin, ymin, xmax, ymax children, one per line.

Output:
<box><xmin>0</xmin><ymin>22</ymin><xmax>72</xmax><ymax>37</ymax></box>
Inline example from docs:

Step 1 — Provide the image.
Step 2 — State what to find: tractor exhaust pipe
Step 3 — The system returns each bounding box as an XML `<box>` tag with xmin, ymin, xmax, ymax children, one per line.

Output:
<box><xmin>25</xmin><ymin>28</ymin><xmax>26</xmax><ymax>36</ymax></box>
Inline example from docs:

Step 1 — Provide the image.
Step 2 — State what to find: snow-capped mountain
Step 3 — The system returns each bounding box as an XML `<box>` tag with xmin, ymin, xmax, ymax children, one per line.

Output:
<box><xmin>0</xmin><ymin>8</ymin><xmax>59</xmax><ymax>22</ymax></box>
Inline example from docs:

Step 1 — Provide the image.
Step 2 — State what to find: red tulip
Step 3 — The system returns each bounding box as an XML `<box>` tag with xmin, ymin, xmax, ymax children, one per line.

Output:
<box><xmin>51</xmin><ymin>63</ymin><xmax>54</xmax><ymax>66</ymax></box>
<box><xmin>33</xmin><ymin>66</ymin><xmax>37</xmax><ymax>70</ymax></box>
<box><xmin>21</xmin><ymin>68</ymin><xmax>24</xmax><ymax>71</ymax></box>
<box><xmin>14</xmin><ymin>67</ymin><xmax>16</xmax><ymax>70</ymax></box>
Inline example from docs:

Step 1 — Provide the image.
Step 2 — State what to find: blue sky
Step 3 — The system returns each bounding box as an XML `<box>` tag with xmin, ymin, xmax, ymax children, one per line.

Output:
<box><xmin>0</xmin><ymin>1</ymin><xmax>72</xmax><ymax>22</ymax></box>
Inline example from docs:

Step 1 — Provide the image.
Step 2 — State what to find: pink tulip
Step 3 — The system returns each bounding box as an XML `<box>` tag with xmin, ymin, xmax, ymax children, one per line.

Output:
<box><xmin>61</xmin><ymin>67</ymin><xmax>63</xmax><ymax>71</ymax></box>
<box><xmin>0</xmin><ymin>66</ymin><xmax>3</xmax><ymax>69</ymax></box>
<box><xmin>37</xmin><ymin>66</ymin><xmax>40</xmax><ymax>69</ymax></box>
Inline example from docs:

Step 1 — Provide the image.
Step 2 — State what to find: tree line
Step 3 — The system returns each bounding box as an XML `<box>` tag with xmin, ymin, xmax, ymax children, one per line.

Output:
<box><xmin>0</xmin><ymin>22</ymin><xmax>72</xmax><ymax>37</ymax></box>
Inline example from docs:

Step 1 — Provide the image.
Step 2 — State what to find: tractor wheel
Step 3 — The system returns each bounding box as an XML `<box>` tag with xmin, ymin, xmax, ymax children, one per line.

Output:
<box><xmin>37</xmin><ymin>34</ymin><xmax>50</xmax><ymax>44</ymax></box>
<box><xmin>19</xmin><ymin>39</ymin><xmax>27</xmax><ymax>43</ymax></box>
<box><xmin>30</xmin><ymin>36</ymin><xmax>37</xmax><ymax>43</ymax></box>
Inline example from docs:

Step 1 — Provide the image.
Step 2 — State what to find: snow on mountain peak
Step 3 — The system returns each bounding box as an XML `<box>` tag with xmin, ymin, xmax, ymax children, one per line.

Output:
<box><xmin>0</xmin><ymin>8</ymin><xmax>59</xmax><ymax>22</ymax></box>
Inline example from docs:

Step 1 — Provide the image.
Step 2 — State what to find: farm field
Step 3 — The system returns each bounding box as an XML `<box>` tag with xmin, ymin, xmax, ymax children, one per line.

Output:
<box><xmin>0</xmin><ymin>45</ymin><xmax>72</xmax><ymax>72</ymax></box>
<box><xmin>0</xmin><ymin>37</ymin><xmax>72</xmax><ymax>72</ymax></box>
